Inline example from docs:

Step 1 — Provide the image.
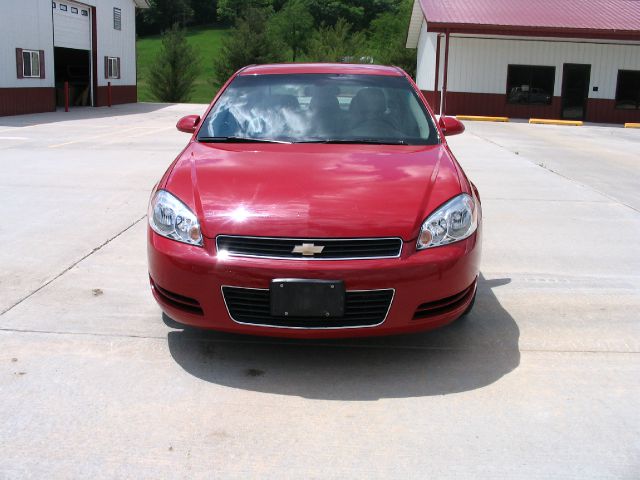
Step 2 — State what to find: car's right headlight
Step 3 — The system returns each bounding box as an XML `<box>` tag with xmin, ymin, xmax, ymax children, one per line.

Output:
<box><xmin>148</xmin><ymin>190</ymin><xmax>203</xmax><ymax>246</ymax></box>
<box><xmin>417</xmin><ymin>193</ymin><xmax>478</xmax><ymax>250</ymax></box>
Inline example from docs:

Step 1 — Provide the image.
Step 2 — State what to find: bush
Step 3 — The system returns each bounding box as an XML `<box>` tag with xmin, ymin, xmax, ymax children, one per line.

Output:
<box><xmin>148</xmin><ymin>25</ymin><xmax>201</xmax><ymax>102</ymax></box>
<box><xmin>212</xmin><ymin>8</ymin><xmax>285</xmax><ymax>88</ymax></box>
<box><xmin>303</xmin><ymin>19</ymin><xmax>367</xmax><ymax>63</ymax></box>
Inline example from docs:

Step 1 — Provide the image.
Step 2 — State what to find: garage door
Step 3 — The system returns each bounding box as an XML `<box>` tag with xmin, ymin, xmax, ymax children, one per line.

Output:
<box><xmin>53</xmin><ymin>1</ymin><xmax>91</xmax><ymax>50</ymax></box>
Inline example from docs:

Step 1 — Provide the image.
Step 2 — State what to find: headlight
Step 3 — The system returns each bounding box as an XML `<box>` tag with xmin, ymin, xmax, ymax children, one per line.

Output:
<box><xmin>148</xmin><ymin>190</ymin><xmax>203</xmax><ymax>246</ymax></box>
<box><xmin>417</xmin><ymin>193</ymin><xmax>478</xmax><ymax>250</ymax></box>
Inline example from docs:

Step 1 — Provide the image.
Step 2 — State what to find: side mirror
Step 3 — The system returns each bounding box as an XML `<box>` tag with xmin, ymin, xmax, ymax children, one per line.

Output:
<box><xmin>176</xmin><ymin>115</ymin><xmax>201</xmax><ymax>134</ymax></box>
<box><xmin>439</xmin><ymin>116</ymin><xmax>465</xmax><ymax>136</ymax></box>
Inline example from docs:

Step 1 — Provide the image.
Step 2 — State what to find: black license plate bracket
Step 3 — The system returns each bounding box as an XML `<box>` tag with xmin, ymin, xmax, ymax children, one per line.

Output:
<box><xmin>270</xmin><ymin>279</ymin><xmax>345</xmax><ymax>318</ymax></box>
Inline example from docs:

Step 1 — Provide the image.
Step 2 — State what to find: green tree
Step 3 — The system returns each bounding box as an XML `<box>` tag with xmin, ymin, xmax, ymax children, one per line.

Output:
<box><xmin>148</xmin><ymin>25</ymin><xmax>201</xmax><ymax>102</ymax></box>
<box><xmin>268</xmin><ymin>0</ymin><xmax>314</xmax><ymax>61</ymax></box>
<box><xmin>367</xmin><ymin>0</ymin><xmax>416</xmax><ymax>76</ymax></box>
<box><xmin>216</xmin><ymin>0</ymin><xmax>273</xmax><ymax>24</ymax></box>
<box><xmin>303</xmin><ymin>18</ymin><xmax>367</xmax><ymax>62</ymax></box>
<box><xmin>307</xmin><ymin>0</ymin><xmax>396</xmax><ymax>31</ymax></box>
<box><xmin>143</xmin><ymin>0</ymin><xmax>194</xmax><ymax>32</ymax></box>
<box><xmin>190</xmin><ymin>0</ymin><xmax>218</xmax><ymax>25</ymax></box>
<box><xmin>212</xmin><ymin>8</ymin><xmax>285</xmax><ymax>87</ymax></box>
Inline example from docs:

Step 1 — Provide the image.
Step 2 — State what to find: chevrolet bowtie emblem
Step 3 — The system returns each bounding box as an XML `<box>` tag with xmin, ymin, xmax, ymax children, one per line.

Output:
<box><xmin>292</xmin><ymin>243</ymin><xmax>325</xmax><ymax>256</ymax></box>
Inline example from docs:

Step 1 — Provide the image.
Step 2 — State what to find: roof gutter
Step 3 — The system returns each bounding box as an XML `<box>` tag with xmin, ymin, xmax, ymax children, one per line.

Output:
<box><xmin>427</xmin><ymin>22</ymin><xmax>640</xmax><ymax>42</ymax></box>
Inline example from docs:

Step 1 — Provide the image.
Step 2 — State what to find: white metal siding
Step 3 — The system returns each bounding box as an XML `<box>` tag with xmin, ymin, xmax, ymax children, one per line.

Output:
<box><xmin>1</xmin><ymin>0</ymin><xmax>139</xmax><ymax>90</ymax></box>
<box><xmin>0</xmin><ymin>0</ymin><xmax>55</xmax><ymax>88</ymax></box>
<box><xmin>416</xmin><ymin>21</ymin><xmax>439</xmax><ymax>91</ymax></box>
<box><xmin>417</xmin><ymin>34</ymin><xmax>640</xmax><ymax>100</ymax></box>
<box><xmin>53</xmin><ymin>1</ymin><xmax>91</xmax><ymax>50</ymax></box>
<box><xmin>93</xmin><ymin>0</ymin><xmax>137</xmax><ymax>86</ymax></box>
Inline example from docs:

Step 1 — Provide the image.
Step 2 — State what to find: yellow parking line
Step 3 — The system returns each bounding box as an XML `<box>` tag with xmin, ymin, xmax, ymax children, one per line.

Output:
<box><xmin>624</xmin><ymin>123</ymin><xmax>640</xmax><ymax>129</ymax></box>
<box><xmin>456</xmin><ymin>115</ymin><xmax>509</xmax><ymax>122</ymax></box>
<box><xmin>529</xmin><ymin>118</ymin><xmax>583</xmax><ymax>126</ymax></box>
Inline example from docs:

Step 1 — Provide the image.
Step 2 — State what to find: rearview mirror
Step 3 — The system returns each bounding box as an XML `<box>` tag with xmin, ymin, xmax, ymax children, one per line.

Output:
<box><xmin>439</xmin><ymin>116</ymin><xmax>465</xmax><ymax>136</ymax></box>
<box><xmin>176</xmin><ymin>115</ymin><xmax>201</xmax><ymax>134</ymax></box>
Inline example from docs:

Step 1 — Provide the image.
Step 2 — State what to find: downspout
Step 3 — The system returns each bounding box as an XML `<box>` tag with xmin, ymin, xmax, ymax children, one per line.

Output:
<box><xmin>440</xmin><ymin>30</ymin><xmax>450</xmax><ymax>117</ymax></box>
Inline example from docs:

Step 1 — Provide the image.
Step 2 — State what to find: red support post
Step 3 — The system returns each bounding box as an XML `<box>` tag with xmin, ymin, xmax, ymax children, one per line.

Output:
<box><xmin>434</xmin><ymin>34</ymin><xmax>441</xmax><ymax>113</ymax></box>
<box><xmin>64</xmin><ymin>81</ymin><xmax>69</xmax><ymax>112</ymax></box>
<box><xmin>441</xmin><ymin>31</ymin><xmax>450</xmax><ymax>117</ymax></box>
<box><xmin>108</xmin><ymin>81</ymin><xmax>112</xmax><ymax>107</ymax></box>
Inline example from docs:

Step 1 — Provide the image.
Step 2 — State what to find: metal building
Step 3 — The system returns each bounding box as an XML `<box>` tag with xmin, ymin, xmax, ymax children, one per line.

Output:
<box><xmin>0</xmin><ymin>0</ymin><xmax>149</xmax><ymax>116</ymax></box>
<box><xmin>406</xmin><ymin>0</ymin><xmax>640</xmax><ymax>124</ymax></box>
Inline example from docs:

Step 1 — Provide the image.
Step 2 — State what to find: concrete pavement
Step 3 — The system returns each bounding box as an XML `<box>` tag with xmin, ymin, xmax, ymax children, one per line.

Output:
<box><xmin>0</xmin><ymin>106</ymin><xmax>639</xmax><ymax>478</ymax></box>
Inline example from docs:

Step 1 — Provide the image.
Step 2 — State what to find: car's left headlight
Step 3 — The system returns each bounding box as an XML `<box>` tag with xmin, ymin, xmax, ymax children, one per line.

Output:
<box><xmin>417</xmin><ymin>193</ymin><xmax>478</xmax><ymax>250</ymax></box>
<box><xmin>148</xmin><ymin>189</ymin><xmax>203</xmax><ymax>246</ymax></box>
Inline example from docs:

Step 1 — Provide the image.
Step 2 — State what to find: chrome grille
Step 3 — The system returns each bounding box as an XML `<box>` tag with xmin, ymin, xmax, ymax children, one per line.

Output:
<box><xmin>216</xmin><ymin>236</ymin><xmax>402</xmax><ymax>260</ymax></box>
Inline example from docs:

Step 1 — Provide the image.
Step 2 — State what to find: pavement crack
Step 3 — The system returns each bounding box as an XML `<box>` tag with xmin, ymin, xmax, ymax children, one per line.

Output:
<box><xmin>0</xmin><ymin>214</ymin><xmax>146</xmax><ymax>317</ymax></box>
<box><xmin>467</xmin><ymin>131</ymin><xmax>640</xmax><ymax>214</ymax></box>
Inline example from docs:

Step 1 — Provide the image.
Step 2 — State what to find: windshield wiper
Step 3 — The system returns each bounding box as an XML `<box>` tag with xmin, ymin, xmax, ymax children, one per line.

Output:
<box><xmin>198</xmin><ymin>136</ymin><xmax>292</xmax><ymax>144</ymax></box>
<box><xmin>295</xmin><ymin>138</ymin><xmax>409</xmax><ymax>145</ymax></box>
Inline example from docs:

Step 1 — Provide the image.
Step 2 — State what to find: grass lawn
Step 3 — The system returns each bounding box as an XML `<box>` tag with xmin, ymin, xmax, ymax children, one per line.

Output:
<box><xmin>137</xmin><ymin>25</ymin><xmax>229</xmax><ymax>104</ymax></box>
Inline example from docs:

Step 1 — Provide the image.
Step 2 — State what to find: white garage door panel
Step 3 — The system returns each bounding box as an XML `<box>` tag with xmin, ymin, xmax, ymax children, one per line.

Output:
<box><xmin>54</xmin><ymin>2</ymin><xmax>91</xmax><ymax>50</ymax></box>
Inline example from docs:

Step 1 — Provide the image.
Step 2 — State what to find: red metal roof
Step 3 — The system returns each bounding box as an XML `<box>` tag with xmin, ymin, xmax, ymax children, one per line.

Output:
<box><xmin>239</xmin><ymin>63</ymin><xmax>404</xmax><ymax>76</ymax></box>
<box><xmin>418</xmin><ymin>0</ymin><xmax>640</xmax><ymax>39</ymax></box>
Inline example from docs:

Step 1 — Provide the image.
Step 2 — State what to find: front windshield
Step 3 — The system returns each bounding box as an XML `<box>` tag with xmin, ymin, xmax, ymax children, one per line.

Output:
<box><xmin>198</xmin><ymin>73</ymin><xmax>439</xmax><ymax>145</ymax></box>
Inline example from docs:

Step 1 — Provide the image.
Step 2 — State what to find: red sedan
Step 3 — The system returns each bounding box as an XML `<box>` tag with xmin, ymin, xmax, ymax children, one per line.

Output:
<box><xmin>147</xmin><ymin>63</ymin><xmax>481</xmax><ymax>338</ymax></box>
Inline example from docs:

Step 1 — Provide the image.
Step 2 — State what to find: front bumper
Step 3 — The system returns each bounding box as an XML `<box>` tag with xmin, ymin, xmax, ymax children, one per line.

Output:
<box><xmin>147</xmin><ymin>228</ymin><xmax>481</xmax><ymax>338</ymax></box>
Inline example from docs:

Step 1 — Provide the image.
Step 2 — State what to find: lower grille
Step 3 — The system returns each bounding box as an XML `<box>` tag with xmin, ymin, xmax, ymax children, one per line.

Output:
<box><xmin>152</xmin><ymin>281</ymin><xmax>203</xmax><ymax>315</ymax></box>
<box><xmin>216</xmin><ymin>236</ymin><xmax>402</xmax><ymax>260</ymax></box>
<box><xmin>222</xmin><ymin>286</ymin><xmax>394</xmax><ymax>328</ymax></box>
<box><xmin>413</xmin><ymin>283</ymin><xmax>475</xmax><ymax>320</ymax></box>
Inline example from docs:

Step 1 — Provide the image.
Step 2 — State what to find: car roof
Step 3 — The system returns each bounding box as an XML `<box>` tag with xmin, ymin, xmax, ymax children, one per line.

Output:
<box><xmin>239</xmin><ymin>63</ymin><xmax>405</xmax><ymax>77</ymax></box>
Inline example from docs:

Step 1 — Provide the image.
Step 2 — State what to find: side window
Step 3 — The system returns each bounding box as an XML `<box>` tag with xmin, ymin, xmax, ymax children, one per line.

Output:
<box><xmin>113</xmin><ymin>7</ymin><xmax>122</xmax><ymax>30</ymax></box>
<box><xmin>105</xmin><ymin>56</ymin><xmax>121</xmax><ymax>79</ymax></box>
<box><xmin>507</xmin><ymin>65</ymin><xmax>555</xmax><ymax>105</ymax></box>
<box><xmin>16</xmin><ymin>49</ymin><xmax>44</xmax><ymax>79</ymax></box>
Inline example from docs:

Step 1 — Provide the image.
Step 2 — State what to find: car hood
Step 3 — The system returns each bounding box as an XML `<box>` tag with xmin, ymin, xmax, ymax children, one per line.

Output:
<box><xmin>164</xmin><ymin>142</ymin><xmax>463</xmax><ymax>240</ymax></box>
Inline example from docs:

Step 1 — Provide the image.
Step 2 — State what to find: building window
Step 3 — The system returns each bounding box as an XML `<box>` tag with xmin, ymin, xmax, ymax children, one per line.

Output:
<box><xmin>106</xmin><ymin>56</ymin><xmax>120</xmax><ymax>79</ymax></box>
<box><xmin>615</xmin><ymin>70</ymin><xmax>640</xmax><ymax>110</ymax></box>
<box><xmin>113</xmin><ymin>7</ymin><xmax>122</xmax><ymax>30</ymax></box>
<box><xmin>59</xmin><ymin>3</ymin><xmax>67</xmax><ymax>11</ymax></box>
<box><xmin>507</xmin><ymin>65</ymin><xmax>555</xmax><ymax>105</ymax></box>
<box><xmin>81</xmin><ymin>9</ymin><xmax>88</xmax><ymax>16</ymax></box>
<box><xmin>22</xmin><ymin>50</ymin><xmax>41</xmax><ymax>78</ymax></box>
<box><xmin>71</xmin><ymin>6</ymin><xmax>78</xmax><ymax>13</ymax></box>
